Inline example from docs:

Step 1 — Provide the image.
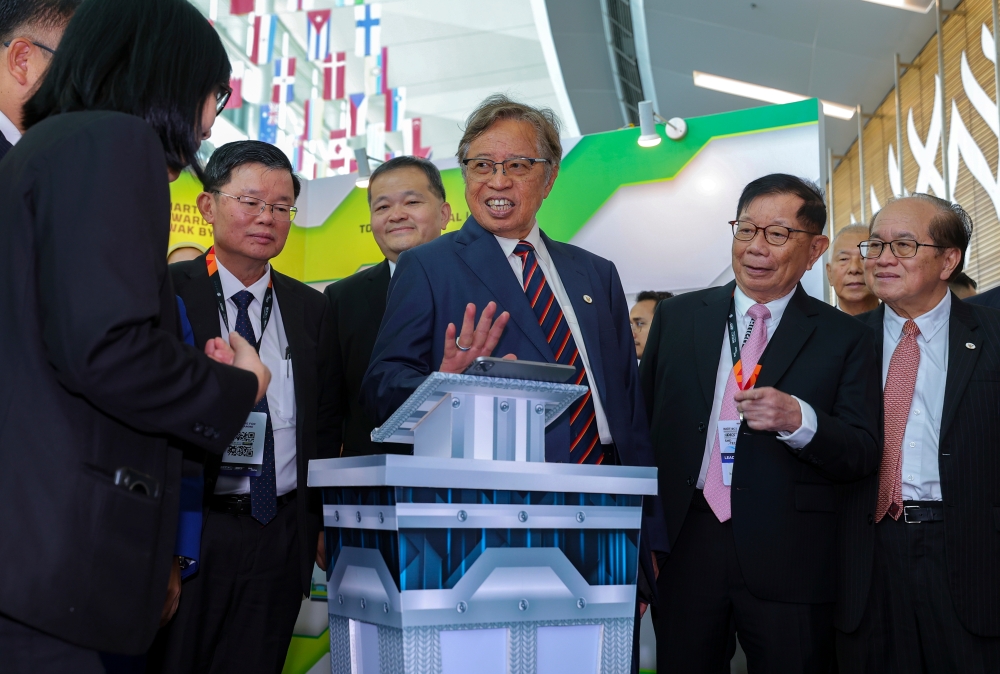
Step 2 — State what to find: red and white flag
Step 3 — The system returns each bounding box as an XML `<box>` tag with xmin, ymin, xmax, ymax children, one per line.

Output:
<box><xmin>322</xmin><ymin>51</ymin><xmax>346</xmax><ymax>101</ymax></box>
<box><xmin>231</xmin><ymin>0</ymin><xmax>254</xmax><ymax>15</ymax></box>
<box><xmin>402</xmin><ymin>117</ymin><xmax>431</xmax><ymax>158</ymax></box>
<box><xmin>247</xmin><ymin>14</ymin><xmax>277</xmax><ymax>65</ymax></box>
<box><xmin>328</xmin><ymin>128</ymin><xmax>349</xmax><ymax>173</ymax></box>
<box><xmin>227</xmin><ymin>61</ymin><xmax>244</xmax><ymax>110</ymax></box>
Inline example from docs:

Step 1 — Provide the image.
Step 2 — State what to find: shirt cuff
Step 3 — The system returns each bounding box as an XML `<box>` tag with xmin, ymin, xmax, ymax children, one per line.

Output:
<box><xmin>776</xmin><ymin>396</ymin><xmax>817</xmax><ymax>449</ymax></box>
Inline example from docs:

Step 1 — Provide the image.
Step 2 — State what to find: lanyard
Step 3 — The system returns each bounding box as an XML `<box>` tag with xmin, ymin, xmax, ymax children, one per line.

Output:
<box><xmin>727</xmin><ymin>295</ymin><xmax>763</xmax><ymax>391</ymax></box>
<box><xmin>206</xmin><ymin>246</ymin><xmax>273</xmax><ymax>352</ymax></box>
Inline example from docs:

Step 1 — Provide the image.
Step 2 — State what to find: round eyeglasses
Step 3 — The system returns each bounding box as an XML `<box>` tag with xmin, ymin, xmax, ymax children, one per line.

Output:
<box><xmin>461</xmin><ymin>157</ymin><xmax>549</xmax><ymax>183</ymax></box>
<box><xmin>858</xmin><ymin>239</ymin><xmax>947</xmax><ymax>259</ymax></box>
<box><xmin>729</xmin><ymin>220</ymin><xmax>816</xmax><ymax>246</ymax></box>
<box><xmin>215</xmin><ymin>191</ymin><xmax>297</xmax><ymax>222</ymax></box>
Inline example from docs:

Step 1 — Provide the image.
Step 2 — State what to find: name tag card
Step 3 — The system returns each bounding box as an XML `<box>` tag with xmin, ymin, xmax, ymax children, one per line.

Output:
<box><xmin>220</xmin><ymin>412</ymin><xmax>268</xmax><ymax>477</ymax></box>
<box><xmin>718</xmin><ymin>420</ymin><xmax>740</xmax><ymax>486</ymax></box>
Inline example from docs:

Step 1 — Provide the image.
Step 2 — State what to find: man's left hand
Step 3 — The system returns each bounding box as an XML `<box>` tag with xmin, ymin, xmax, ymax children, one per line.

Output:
<box><xmin>734</xmin><ymin>386</ymin><xmax>801</xmax><ymax>433</ymax></box>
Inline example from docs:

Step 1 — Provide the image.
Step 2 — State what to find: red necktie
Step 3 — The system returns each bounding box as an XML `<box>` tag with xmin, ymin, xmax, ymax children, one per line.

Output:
<box><xmin>876</xmin><ymin>319</ymin><xmax>921</xmax><ymax>522</ymax></box>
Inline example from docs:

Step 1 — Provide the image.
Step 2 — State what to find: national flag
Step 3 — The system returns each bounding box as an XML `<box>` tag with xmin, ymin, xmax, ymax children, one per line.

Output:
<box><xmin>306</xmin><ymin>10</ymin><xmax>331</xmax><ymax>61</ymax></box>
<box><xmin>354</xmin><ymin>3</ymin><xmax>381</xmax><ymax>57</ymax></box>
<box><xmin>321</xmin><ymin>51</ymin><xmax>346</xmax><ymax>100</ymax></box>
<box><xmin>231</xmin><ymin>0</ymin><xmax>254</xmax><ymax>15</ymax></box>
<box><xmin>286</xmin><ymin>0</ymin><xmax>314</xmax><ymax>9</ymax></box>
<box><xmin>292</xmin><ymin>136</ymin><xmax>305</xmax><ymax>172</ymax></box>
<box><xmin>303</xmin><ymin>98</ymin><xmax>324</xmax><ymax>141</ymax></box>
<box><xmin>259</xmin><ymin>105</ymin><xmax>279</xmax><ymax>145</ymax></box>
<box><xmin>364</xmin><ymin>47</ymin><xmax>387</xmax><ymax>96</ymax></box>
<box><xmin>247</xmin><ymin>14</ymin><xmax>277</xmax><ymax>65</ymax></box>
<box><xmin>328</xmin><ymin>128</ymin><xmax>349</xmax><ymax>173</ymax></box>
<box><xmin>377</xmin><ymin>47</ymin><xmax>388</xmax><ymax>94</ymax></box>
<box><xmin>384</xmin><ymin>86</ymin><xmax>405</xmax><ymax>131</ymax></box>
<box><xmin>227</xmin><ymin>61</ymin><xmax>245</xmax><ymax>110</ymax></box>
<box><xmin>402</xmin><ymin>117</ymin><xmax>431</xmax><ymax>158</ymax></box>
<box><xmin>348</xmin><ymin>92</ymin><xmax>367</xmax><ymax>137</ymax></box>
<box><xmin>272</xmin><ymin>57</ymin><xmax>296</xmax><ymax>103</ymax></box>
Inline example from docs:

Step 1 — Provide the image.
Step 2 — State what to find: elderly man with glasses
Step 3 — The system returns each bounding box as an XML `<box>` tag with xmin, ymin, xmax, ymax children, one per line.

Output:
<box><xmin>361</xmin><ymin>94</ymin><xmax>667</xmax><ymax>672</ymax></box>
<box><xmin>639</xmin><ymin>174</ymin><xmax>881</xmax><ymax>672</ymax></box>
<box><xmin>837</xmin><ymin>195</ymin><xmax>1000</xmax><ymax>672</ymax></box>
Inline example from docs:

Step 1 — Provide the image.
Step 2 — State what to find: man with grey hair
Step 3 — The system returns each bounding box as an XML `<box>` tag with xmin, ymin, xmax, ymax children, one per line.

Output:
<box><xmin>826</xmin><ymin>224</ymin><xmax>879</xmax><ymax>315</ymax></box>
<box><xmin>361</xmin><ymin>94</ymin><xmax>667</xmax><ymax>669</ymax></box>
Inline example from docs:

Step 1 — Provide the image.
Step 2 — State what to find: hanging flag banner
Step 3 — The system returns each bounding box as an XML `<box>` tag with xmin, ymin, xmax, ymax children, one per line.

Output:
<box><xmin>385</xmin><ymin>86</ymin><xmax>405</xmax><ymax>131</ymax></box>
<box><xmin>402</xmin><ymin>117</ymin><xmax>431</xmax><ymax>158</ymax></box>
<box><xmin>272</xmin><ymin>57</ymin><xmax>296</xmax><ymax>103</ymax></box>
<box><xmin>259</xmin><ymin>104</ymin><xmax>279</xmax><ymax>145</ymax></box>
<box><xmin>303</xmin><ymin>98</ymin><xmax>324</xmax><ymax>142</ymax></box>
<box><xmin>306</xmin><ymin>10</ymin><xmax>331</xmax><ymax>62</ymax></box>
<box><xmin>231</xmin><ymin>0</ymin><xmax>254</xmax><ymax>15</ymax></box>
<box><xmin>248</xmin><ymin>14</ymin><xmax>277</xmax><ymax>65</ymax></box>
<box><xmin>354</xmin><ymin>3</ymin><xmax>381</xmax><ymax>57</ymax></box>
<box><xmin>322</xmin><ymin>51</ymin><xmax>346</xmax><ymax>101</ymax></box>
<box><xmin>375</xmin><ymin>47</ymin><xmax>388</xmax><ymax>95</ymax></box>
<box><xmin>328</xmin><ymin>128</ymin><xmax>349</xmax><ymax>173</ymax></box>
<box><xmin>348</xmin><ymin>92</ymin><xmax>368</xmax><ymax>137</ymax></box>
<box><xmin>286</xmin><ymin>0</ymin><xmax>314</xmax><ymax>10</ymax></box>
<box><xmin>227</xmin><ymin>61</ymin><xmax>245</xmax><ymax>110</ymax></box>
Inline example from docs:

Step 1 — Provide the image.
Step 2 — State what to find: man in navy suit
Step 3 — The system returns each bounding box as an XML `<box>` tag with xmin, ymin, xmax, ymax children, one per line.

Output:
<box><xmin>361</xmin><ymin>94</ymin><xmax>666</xmax><ymax>667</ymax></box>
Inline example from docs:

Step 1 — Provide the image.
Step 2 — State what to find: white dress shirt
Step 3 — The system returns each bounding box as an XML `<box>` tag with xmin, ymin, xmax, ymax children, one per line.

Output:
<box><xmin>882</xmin><ymin>292</ymin><xmax>950</xmax><ymax>501</ymax></box>
<box><xmin>697</xmin><ymin>286</ymin><xmax>818</xmax><ymax>488</ymax></box>
<box><xmin>494</xmin><ymin>223</ymin><xmax>613</xmax><ymax>444</ymax></box>
<box><xmin>213</xmin><ymin>258</ymin><xmax>298</xmax><ymax>497</ymax></box>
<box><xmin>388</xmin><ymin>259</ymin><xmax>396</xmax><ymax>277</ymax></box>
<box><xmin>0</xmin><ymin>110</ymin><xmax>21</xmax><ymax>147</ymax></box>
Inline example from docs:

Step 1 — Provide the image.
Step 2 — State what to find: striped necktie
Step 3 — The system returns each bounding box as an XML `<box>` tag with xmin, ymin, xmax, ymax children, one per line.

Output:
<box><xmin>513</xmin><ymin>241</ymin><xmax>603</xmax><ymax>464</ymax></box>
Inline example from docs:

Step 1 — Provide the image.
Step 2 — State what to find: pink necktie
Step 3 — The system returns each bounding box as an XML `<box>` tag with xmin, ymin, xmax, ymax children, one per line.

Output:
<box><xmin>704</xmin><ymin>302</ymin><xmax>771</xmax><ymax>522</ymax></box>
<box><xmin>875</xmin><ymin>319</ymin><xmax>921</xmax><ymax>522</ymax></box>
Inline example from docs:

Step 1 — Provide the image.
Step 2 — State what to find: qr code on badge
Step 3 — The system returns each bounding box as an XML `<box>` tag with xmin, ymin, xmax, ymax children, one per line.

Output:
<box><xmin>227</xmin><ymin>431</ymin><xmax>256</xmax><ymax>458</ymax></box>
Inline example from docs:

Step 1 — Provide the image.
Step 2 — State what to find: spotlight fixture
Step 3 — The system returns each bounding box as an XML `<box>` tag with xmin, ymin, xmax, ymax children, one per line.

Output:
<box><xmin>354</xmin><ymin>148</ymin><xmax>371</xmax><ymax>189</ymax></box>
<box><xmin>637</xmin><ymin>100</ymin><xmax>661</xmax><ymax>147</ymax></box>
<box><xmin>692</xmin><ymin>71</ymin><xmax>856</xmax><ymax>121</ymax></box>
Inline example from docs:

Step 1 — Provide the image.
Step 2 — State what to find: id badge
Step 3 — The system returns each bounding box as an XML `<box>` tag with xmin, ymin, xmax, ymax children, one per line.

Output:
<box><xmin>718</xmin><ymin>420</ymin><xmax>740</xmax><ymax>487</ymax></box>
<box><xmin>220</xmin><ymin>412</ymin><xmax>267</xmax><ymax>477</ymax></box>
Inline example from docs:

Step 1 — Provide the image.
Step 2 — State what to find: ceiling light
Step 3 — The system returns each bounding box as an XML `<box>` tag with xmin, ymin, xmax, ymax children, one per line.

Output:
<box><xmin>861</xmin><ymin>0</ymin><xmax>933</xmax><ymax>13</ymax></box>
<box><xmin>692</xmin><ymin>71</ymin><xmax>856</xmax><ymax>121</ymax></box>
<box><xmin>637</xmin><ymin>100</ymin><xmax>661</xmax><ymax>147</ymax></box>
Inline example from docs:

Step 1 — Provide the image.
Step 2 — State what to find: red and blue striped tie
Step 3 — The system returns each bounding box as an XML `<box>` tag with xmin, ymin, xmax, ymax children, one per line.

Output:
<box><xmin>513</xmin><ymin>241</ymin><xmax>603</xmax><ymax>464</ymax></box>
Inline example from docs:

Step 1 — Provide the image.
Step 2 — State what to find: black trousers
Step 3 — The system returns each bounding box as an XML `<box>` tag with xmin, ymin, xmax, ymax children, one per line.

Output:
<box><xmin>147</xmin><ymin>499</ymin><xmax>303</xmax><ymax>674</ymax></box>
<box><xmin>652</xmin><ymin>491</ymin><xmax>835</xmax><ymax>674</ymax></box>
<box><xmin>0</xmin><ymin>611</ymin><xmax>106</xmax><ymax>674</ymax></box>
<box><xmin>836</xmin><ymin>511</ymin><xmax>1000</xmax><ymax>673</ymax></box>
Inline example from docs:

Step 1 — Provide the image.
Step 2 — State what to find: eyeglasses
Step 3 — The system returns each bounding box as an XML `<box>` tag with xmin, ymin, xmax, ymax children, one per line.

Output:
<box><xmin>630</xmin><ymin>320</ymin><xmax>648</xmax><ymax>334</ymax></box>
<box><xmin>215</xmin><ymin>191</ymin><xmax>297</xmax><ymax>222</ymax></box>
<box><xmin>3</xmin><ymin>40</ymin><xmax>56</xmax><ymax>56</ymax></box>
<box><xmin>215</xmin><ymin>84</ymin><xmax>233</xmax><ymax>115</ymax></box>
<box><xmin>729</xmin><ymin>220</ymin><xmax>816</xmax><ymax>246</ymax></box>
<box><xmin>858</xmin><ymin>239</ymin><xmax>947</xmax><ymax>259</ymax></box>
<box><xmin>461</xmin><ymin>157</ymin><xmax>549</xmax><ymax>182</ymax></box>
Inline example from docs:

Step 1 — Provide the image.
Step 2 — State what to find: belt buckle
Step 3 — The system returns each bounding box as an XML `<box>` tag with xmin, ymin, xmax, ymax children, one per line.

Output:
<box><xmin>903</xmin><ymin>505</ymin><xmax>922</xmax><ymax>524</ymax></box>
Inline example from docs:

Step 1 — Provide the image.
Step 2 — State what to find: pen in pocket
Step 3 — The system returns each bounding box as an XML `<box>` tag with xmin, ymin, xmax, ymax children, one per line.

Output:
<box><xmin>285</xmin><ymin>346</ymin><xmax>291</xmax><ymax>377</ymax></box>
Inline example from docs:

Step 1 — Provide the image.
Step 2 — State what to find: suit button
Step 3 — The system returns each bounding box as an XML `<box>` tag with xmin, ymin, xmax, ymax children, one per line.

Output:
<box><xmin>686</xmin><ymin>476</ymin><xmax>694</xmax><ymax>486</ymax></box>
<box><xmin>868</xmin><ymin>514</ymin><xmax>874</xmax><ymax>525</ymax></box>
<box><xmin>193</xmin><ymin>423</ymin><xmax>204</xmax><ymax>433</ymax></box>
<box><xmin>203</xmin><ymin>426</ymin><xmax>215</xmax><ymax>438</ymax></box>
<box><xmin>697</xmin><ymin>422</ymin><xmax>706</xmax><ymax>432</ymax></box>
<box><xmin>212</xmin><ymin>431</ymin><xmax>220</xmax><ymax>440</ymax></box>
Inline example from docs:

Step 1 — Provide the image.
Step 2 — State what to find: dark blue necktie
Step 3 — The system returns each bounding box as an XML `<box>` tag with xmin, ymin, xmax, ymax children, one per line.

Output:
<box><xmin>231</xmin><ymin>290</ymin><xmax>277</xmax><ymax>525</ymax></box>
<box><xmin>513</xmin><ymin>242</ymin><xmax>603</xmax><ymax>464</ymax></box>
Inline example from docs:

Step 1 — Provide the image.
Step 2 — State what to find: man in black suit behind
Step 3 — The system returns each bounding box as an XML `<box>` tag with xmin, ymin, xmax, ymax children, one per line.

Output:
<box><xmin>153</xmin><ymin>141</ymin><xmax>337</xmax><ymax>673</ymax></box>
<box><xmin>323</xmin><ymin>155</ymin><xmax>450</xmax><ymax>457</ymax></box>
<box><xmin>838</xmin><ymin>195</ymin><xmax>1000</xmax><ymax>672</ymax></box>
<box><xmin>641</xmin><ymin>174</ymin><xmax>881</xmax><ymax>672</ymax></box>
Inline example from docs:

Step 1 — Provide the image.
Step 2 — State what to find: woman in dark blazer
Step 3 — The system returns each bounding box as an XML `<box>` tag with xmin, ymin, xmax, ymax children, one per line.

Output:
<box><xmin>0</xmin><ymin>0</ymin><xmax>269</xmax><ymax>669</ymax></box>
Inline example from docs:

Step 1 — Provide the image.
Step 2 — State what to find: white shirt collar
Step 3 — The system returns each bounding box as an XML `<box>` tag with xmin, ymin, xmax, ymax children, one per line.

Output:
<box><xmin>0</xmin><ymin>110</ymin><xmax>21</xmax><ymax>146</ymax></box>
<box><xmin>494</xmin><ymin>221</ymin><xmax>543</xmax><ymax>259</ymax></box>
<box><xmin>215</xmin><ymin>256</ymin><xmax>271</xmax><ymax>305</ymax></box>
<box><xmin>733</xmin><ymin>284</ymin><xmax>796</xmax><ymax>324</ymax></box>
<box><xmin>884</xmin><ymin>290</ymin><xmax>951</xmax><ymax>343</ymax></box>
<box><xmin>388</xmin><ymin>259</ymin><xmax>396</xmax><ymax>277</ymax></box>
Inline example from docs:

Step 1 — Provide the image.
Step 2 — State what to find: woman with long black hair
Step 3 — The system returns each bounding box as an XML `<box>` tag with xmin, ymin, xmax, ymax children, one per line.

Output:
<box><xmin>0</xmin><ymin>0</ymin><xmax>270</xmax><ymax>669</ymax></box>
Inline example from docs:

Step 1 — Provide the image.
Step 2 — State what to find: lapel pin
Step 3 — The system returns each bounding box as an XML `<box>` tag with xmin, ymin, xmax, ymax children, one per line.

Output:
<box><xmin>966</xmin><ymin>342</ymin><xmax>976</xmax><ymax>350</ymax></box>
<box><xmin>583</xmin><ymin>295</ymin><xmax>593</xmax><ymax>304</ymax></box>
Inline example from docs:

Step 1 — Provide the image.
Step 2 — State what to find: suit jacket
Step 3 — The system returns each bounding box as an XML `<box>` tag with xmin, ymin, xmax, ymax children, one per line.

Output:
<box><xmin>0</xmin><ymin>134</ymin><xmax>12</xmax><ymax>162</ymax></box>
<box><xmin>323</xmin><ymin>260</ymin><xmax>410</xmax><ymax>457</ymax></box>
<box><xmin>857</xmin><ymin>297</ymin><xmax>1000</xmax><ymax>637</ymax></box>
<box><xmin>170</xmin><ymin>255</ymin><xmax>339</xmax><ymax>594</ymax></box>
<box><xmin>0</xmin><ymin>111</ymin><xmax>257</xmax><ymax>653</ymax></box>
<box><xmin>965</xmin><ymin>285</ymin><xmax>1000</xmax><ymax>309</ymax></box>
<box><xmin>361</xmin><ymin>216</ymin><xmax>669</xmax><ymax>561</ymax></box>
<box><xmin>640</xmin><ymin>281</ymin><xmax>881</xmax><ymax>608</ymax></box>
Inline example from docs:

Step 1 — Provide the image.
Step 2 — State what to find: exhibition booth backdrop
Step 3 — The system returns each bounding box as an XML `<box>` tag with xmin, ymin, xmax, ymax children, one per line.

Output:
<box><xmin>168</xmin><ymin>98</ymin><xmax>825</xmax><ymax>674</ymax></box>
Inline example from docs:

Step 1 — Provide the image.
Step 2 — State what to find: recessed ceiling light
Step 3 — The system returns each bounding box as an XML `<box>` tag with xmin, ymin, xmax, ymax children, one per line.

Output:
<box><xmin>861</xmin><ymin>0</ymin><xmax>934</xmax><ymax>14</ymax></box>
<box><xmin>692</xmin><ymin>71</ymin><xmax>857</xmax><ymax>121</ymax></box>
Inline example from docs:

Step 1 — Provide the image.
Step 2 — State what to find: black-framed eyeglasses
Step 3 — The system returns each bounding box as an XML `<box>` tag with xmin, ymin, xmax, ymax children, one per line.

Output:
<box><xmin>215</xmin><ymin>84</ymin><xmax>233</xmax><ymax>115</ymax></box>
<box><xmin>729</xmin><ymin>220</ymin><xmax>816</xmax><ymax>246</ymax></box>
<box><xmin>215</xmin><ymin>191</ymin><xmax>297</xmax><ymax>222</ymax></box>
<box><xmin>3</xmin><ymin>40</ymin><xmax>56</xmax><ymax>56</ymax></box>
<box><xmin>461</xmin><ymin>157</ymin><xmax>549</xmax><ymax>182</ymax></box>
<box><xmin>858</xmin><ymin>239</ymin><xmax>947</xmax><ymax>259</ymax></box>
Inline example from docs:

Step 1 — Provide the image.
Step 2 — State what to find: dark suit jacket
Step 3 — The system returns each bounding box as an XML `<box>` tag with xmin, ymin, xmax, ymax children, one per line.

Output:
<box><xmin>0</xmin><ymin>133</ymin><xmax>12</xmax><ymax>161</ymax></box>
<box><xmin>965</xmin><ymin>285</ymin><xmax>1000</xmax><ymax>309</ymax></box>
<box><xmin>323</xmin><ymin>260</ymin><xmax>410</xmax><ymax>457</ymax></box>
<box><xmin>0</xmin><ymin>111</ymin><xmax>257</xmax><ymax>653</ymax></box>
<box><xmin>857</xmin><ymin>297</ymin><xmax>1000</xmax><ymax>637</ymax></box>
<box><xmin>171</xmin><ymin>256</ymin><xmax>339</xmax><ymax>594</ymax></box>
<box><xmin>361</xmin><ymin>216</ymin><xmax>668</xmax><ymax>561</ymax></box>
<box><xmin>640</xmin><ymin>282</ymin><xmax>881</xmax><ymax>608</ymax></box>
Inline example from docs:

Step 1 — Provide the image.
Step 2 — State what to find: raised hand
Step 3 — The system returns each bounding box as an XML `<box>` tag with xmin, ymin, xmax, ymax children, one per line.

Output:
<box><xmin>204</xmin><ymin>336</ymin><xmax>235</xmax><ymax>365</ymax></box>
<box><xmin>439</xmin><ymin>302</ymin><xmax>515</xmax><ymax>374</ymax></box>
<box><xmin>229</xmin><ymin>332</ymin><xmax>271</xmax><ymax>403</ymax></box>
